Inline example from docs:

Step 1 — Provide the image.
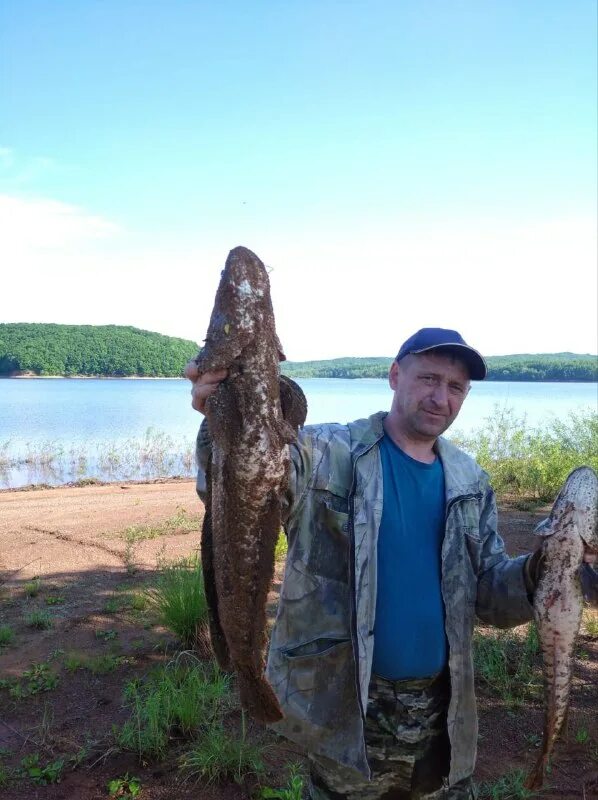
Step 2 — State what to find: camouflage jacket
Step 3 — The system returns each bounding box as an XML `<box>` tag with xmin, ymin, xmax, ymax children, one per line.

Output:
<box><xmin>196</xmin><ymin>411</ymin><xmax>534</xmax><ymax>787</ymax></box>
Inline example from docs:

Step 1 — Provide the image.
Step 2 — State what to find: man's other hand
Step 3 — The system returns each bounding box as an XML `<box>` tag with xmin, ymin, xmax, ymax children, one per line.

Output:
<box><xmin>184</xmin><ymin>360</ymin><xmax>228</xmax><ymax>415</ymax></box>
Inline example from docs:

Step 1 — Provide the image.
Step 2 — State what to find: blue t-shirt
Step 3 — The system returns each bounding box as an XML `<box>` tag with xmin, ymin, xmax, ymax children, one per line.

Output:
<box><xmin>371</xmin><ymin>433</ymin><xmax>447</xmax><ymax>680</ymax></box>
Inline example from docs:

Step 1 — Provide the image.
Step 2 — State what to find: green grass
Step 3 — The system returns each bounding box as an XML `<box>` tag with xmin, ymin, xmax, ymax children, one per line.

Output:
<box><xmin>120</xmin><ymin>507</ymin><xmax>200</xmax><ymax>543</ymax></box>
<box><xmin>63</xmin><ymin>651</ymin><xmax>129</xmax><ymax>674</ymax></box>
<box><xmin>1</xmin><ymin>663</ymin><xmax>59</xmax><ymax>699</ymax></box>
<box><xmin>477</xmin><ymin>768</ymin><xmax>538</xmax><ymax>799</ymax></box>
<box><xmin>274</xmin><ymin>531</ymin><xmax>288</xmax><ymax>561</ymax></box>
<box><xmin>260</xmin><ymin>763</ymin><xmax>306</xmax><ymax>799</ymax></box>
<box><xmin>145</xmin><ymin>554</ymin><xmax>208</xmax><ymax>648</ymax></box>
<box><xmin>45</xmin><ymin>595</ymin><xmax>65</xmax><ymax>606</ymax></box>
<box><xmin>116</xmin><ymin>661</ymin><xmax>230</xmax><ymax>759</ymax></box>
<box><xmin>24</xmin><ymin>578</ymin><xmax>41</xmax><ymax>597</ymax></box>
<box><xmin>24</xmin><ymin>610</ymin><xmax>54</xmax><ymax>629</ymax></box>
<box><xmin>451</xmin><ymin>406</ymin><xmax>598</xmax><ymax>501</ymax></box>
<box><xmin>107</xmin><ymin>773</ymin><xmax>142</xmax><ymax>798</ymax></box>
<box><xmin>0</xmin><ymin>625</ymin><xmax>15</xmax><ymax>647</ymax></box>
<box><xmin>583</xmin><ymin>611</ymin><xmax>598</xmax><ymax>639</ymax></box>
<box><xmin>178</xmin><ymin>719</ymin><xmax>266</xmax><ymax>784</ymax></box>
<box><xmin>473</xmin><ymin>623</ymin><xmax>542</xmax><ymax>710</ymax></box>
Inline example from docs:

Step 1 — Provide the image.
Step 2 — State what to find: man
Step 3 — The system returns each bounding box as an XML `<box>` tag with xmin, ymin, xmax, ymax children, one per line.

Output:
<box><xmin>186</xmin><ymin>327</ymin><xmax>594</xmax><ymax>800</ymax></box>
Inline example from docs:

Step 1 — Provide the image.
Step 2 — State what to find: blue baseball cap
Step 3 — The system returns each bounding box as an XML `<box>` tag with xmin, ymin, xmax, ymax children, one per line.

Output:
<box><xmin>396</xmin><ymin>328</ymin><xmax>487</xmax><ymax>380</ymax></box>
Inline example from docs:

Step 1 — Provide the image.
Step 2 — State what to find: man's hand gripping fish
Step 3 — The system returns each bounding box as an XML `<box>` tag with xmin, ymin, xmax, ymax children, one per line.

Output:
<box><xmin>194</xmin><ymin>246</ymin><xmax>307</xmax><ymax>723</ymax></box>
<box><xmin>525</xmin><ymin>466</ymin><xmax>598</xmax><ymax>789</ymax></box>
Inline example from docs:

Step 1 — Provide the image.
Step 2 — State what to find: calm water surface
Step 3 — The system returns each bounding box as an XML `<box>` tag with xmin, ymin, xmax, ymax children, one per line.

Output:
<box><xmin>0</xmin><ymin>378</ymin><xmax>596</xmax><ymax>488</ymax></box>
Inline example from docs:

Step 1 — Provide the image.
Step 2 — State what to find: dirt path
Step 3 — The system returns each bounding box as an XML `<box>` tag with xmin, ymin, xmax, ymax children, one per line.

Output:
<box><xmin>0</xmin><ymin>482</ymin><xmax>596</xmax><ymax>799</ymax></box>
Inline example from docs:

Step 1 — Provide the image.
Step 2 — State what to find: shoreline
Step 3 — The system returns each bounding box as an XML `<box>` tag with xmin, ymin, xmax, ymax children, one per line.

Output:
<box><xmin>1</xmin><ymin>374</ymin><xmax>184</xmax><ymax>380</ymax></box>
<box><xmin>0</xmin><ymin>475</ymin><xmax>195</xmax><ymax>494</ymax></box>
<box><xmin>2</xmin><ymin>374</ymin><xmax>597</xmax><ymax>384</ymax></box>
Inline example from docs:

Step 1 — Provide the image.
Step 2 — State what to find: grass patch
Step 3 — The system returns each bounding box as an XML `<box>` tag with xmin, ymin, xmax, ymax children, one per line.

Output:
<box><xmin>0</xmin><ymin>625</ymin><xmax>15</xmax><ymax>647</ymax></box>
<box><xmin>116</xmin><ymin>660</ymin><xmax>230</xmax><ymax>759</ymax></box>
<box><xmin>24</xmin><ymin>578</ymin><xmax>41</xmax><ymax>597</ymax></box>
<box><xmin>260</xmin><ymin>763</ymin><xmax>306</xmax><ymax>799</ymax></box>
<box><xmin>179</xmin><ymin>719</ymin><xmax>266</xmax><ymax>784</ymax></box>
<box><xmin>107</xmin><ymin>773</ymin><xmax>142</xmax><ymax>798</ymax></box>
<box><xmin>63</xmin><ymin>652</ymin><xmax>130</xmax><ymax>674</ymax></box>
<box><xmin>120</xmin><ymin>507</ymin><xmax>200</xmax><ymax>543</ymax></box>
<box><xmin>0</xmin><ymin>663</ymin><xmax>59</xmax><ymax>699</ymax></box>
<box><xmin>45</xmin><ymin>595</ymin><xmax>65</xmax><ymax>606</ymax></box>
<box><xmin>473</xmin><ymin>623</ymin><xmax>542</xmax><ymax>710</ymax></box>
<box><xmin>274</xmin><ymin>531</ymin><xmax>288</xmax><ymax>562</ymax></box>
<box><xmin>477</xmin><ymin>768</ymin><xmax>538</xmax><ymax>798</ymax></box>
<box><xmin>24</xmin><ymin>610</ymin><xmax>54</xmax><ymax>629</ymax></box>
<box><xmin>146</xmin><ymin>554</ymin><xmax>208</xmax><ymax>648</ymax></box>
<box><xmin>451</xmin><ymin>406</ymin><xmax>598</xmax><ymax>501</ymax></box>
<box><xmin>583</xmin><ymin>610</ymin><xmax>598</xmax><ymax>639</ymax></box>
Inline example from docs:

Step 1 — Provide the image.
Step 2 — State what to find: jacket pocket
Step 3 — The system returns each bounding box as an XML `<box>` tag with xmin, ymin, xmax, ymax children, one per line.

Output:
<box><xmin>279</xmin><ymin>638</ymin><xmax>357</xmax><ymax>729</ymax></box>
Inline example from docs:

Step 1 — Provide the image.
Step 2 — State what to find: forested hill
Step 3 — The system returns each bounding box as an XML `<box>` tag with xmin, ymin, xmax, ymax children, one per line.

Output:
<box><xmin>0</xmin><ymin>323</ymin><xmax>596</xmax><ymax>381</ymax></box>
<box><xmin>282</xmin><ymin>353</ymin><xmax>598</xmax><ymax>382</ymax></box>
<box><xmin>0</xmin><ymin>323</ymin><xmax>200</xmax><ymax>377</ymax></box>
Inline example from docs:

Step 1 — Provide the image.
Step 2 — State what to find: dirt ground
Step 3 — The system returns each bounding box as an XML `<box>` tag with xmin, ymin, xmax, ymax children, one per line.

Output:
<box><xmin>0</xmin><ymin>480</ymin><xmax>596</xmax><ymax>799</ymax></box>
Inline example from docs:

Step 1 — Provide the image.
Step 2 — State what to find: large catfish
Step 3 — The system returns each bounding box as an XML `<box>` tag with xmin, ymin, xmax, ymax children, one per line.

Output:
<box><xmin>194</xmin><ymin>246</ymin><xmax>306</xmax><ymax>723</ymax></box>
<box><xmin>525</xmin><ymin>466</ymin><xmax>598</xmax><ymax>790</ymax></box>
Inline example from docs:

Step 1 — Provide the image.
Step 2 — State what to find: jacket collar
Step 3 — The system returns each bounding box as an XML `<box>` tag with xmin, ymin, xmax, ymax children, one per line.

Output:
<box><xmin>347</xmin><ymin>411</ymin><xmax>483</xmax><ymax>501</ymax></box>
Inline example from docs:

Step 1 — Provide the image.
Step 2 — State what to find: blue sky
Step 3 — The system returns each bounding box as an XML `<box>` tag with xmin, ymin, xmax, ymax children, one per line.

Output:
<box><xmin>1</xmin><ymin>1</ymin><xmax>596</xmax><ymax>359</ymax></box>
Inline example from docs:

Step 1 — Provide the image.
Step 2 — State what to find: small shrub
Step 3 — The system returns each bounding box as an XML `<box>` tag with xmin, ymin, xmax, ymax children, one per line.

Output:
<box><xmin>107</xmin><ymin>772</ymin><xmax>142</xmax><ymax>798</ymax></box>
<box><xmin>64</xmin><ymin>652</ymin><xmax>128</xmax><ymax>674</ymax></box>
<box><xmin>274</xmin><ymin>531</ymin><xmax>288</xmax><ymax>562</ymax></box>
<box><xmin>45</xmin><ymin>596</ymin><xmax>65</xmax><ymax>606</ymax></box>
<box><xmin>179</xmin><ymin>720</ymin><xmax>265</xmax><ymax>784</ymax></box>
<box><xmin>24</xmin><ymin>610</ymin><xmax>54</xmax><ymax>629</ymax></box>
<box><xmin>116</xmin><ymin>661</ymin><xmax>230</xmax><ymax>759</ymax></box>
<box><xmin>583</xmin><ymin>610</ymin><xmax>598</xmax><ymax>639</ymax></box>
<box><xmin>477</xmin><ymin>768</ymin><xmax>537</xmax><ymax>798</ymax></box>
<box><xmin>260</xmin><ymin>763</ymin><xmax>306</xmax><ymax>799</ymax></box>
<box><xmin>473</xmin><ymin>623</ymin><xmax>541</xmax><ymax>709</ymax></box>
<box><xmin>20</xmin><ymin>753</ymin><xmax>64</xmax><ymax>785</ymax></box>
<box><xmin>146</xmin><ymin>555</ymin><xmax>208</xmax><ymax>648</ymax></box>
<box><xmin>451</xmin><ymin>407</ymin><xmax>598</xmax><ymax>501</ymax></box>
<box><xmin>575</xmin><ymin>727</ymin><xmax>590</xmax><ymax>745</ymax></box>
<box><xmin>0</xmin><ymin>625</ymin><xmax>15</xmax><ymax>647</ymax></box>
<box><xmin>95</xmin><ymin>629</ymin><xmax>118</xmax><ymax>641</ymax></box>
<box><xmin>24</xmin><ymin>578</ymin><xmax>41</xmax><ymax>597</ymax></box>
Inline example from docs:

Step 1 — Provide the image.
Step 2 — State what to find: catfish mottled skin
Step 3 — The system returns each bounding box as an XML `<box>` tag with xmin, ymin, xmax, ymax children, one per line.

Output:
<box><xmin>194</xmin><ymin>246</ymin><xmax>306</xmax><ymax>723</ymax></box>
<box><xmin>525</xmin><ymin>466</ymin><xmax>598</xmax><ymax>789</ymax></box>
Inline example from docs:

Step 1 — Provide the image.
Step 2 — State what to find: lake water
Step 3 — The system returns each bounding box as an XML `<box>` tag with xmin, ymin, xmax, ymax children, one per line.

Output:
<box><xmin>0</xmin><ymin>378</ymin><xmax>596</xmax><ymax>488</ymax></box>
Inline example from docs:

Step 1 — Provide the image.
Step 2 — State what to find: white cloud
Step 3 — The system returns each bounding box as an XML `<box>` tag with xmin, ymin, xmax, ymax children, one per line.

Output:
<box><xmin>1</xmin><ymin>193</ymin><xmax>596</xmax><ymax>360</ymax></box>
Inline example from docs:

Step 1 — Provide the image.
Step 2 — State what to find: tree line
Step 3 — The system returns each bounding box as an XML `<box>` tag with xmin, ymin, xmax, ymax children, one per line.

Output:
<box><xmin>281</xmin><ymin>354</ymin><xmax>598</xmax><ymax>382</ymax></box>
<box><xmin>0</xmin><ymin>323</ymin><xmax>596</xmax><ymax>381</ymax></box>
<box><xmin>0</xmin><ymin>323</ymin><xmax>200</xmax><ymax>377</ymax></box>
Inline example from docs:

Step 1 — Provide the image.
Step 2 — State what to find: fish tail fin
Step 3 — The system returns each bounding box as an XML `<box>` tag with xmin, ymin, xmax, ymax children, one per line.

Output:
<box><xmin>524</xmin><ymin>754</ymin><xmax>548</xmax><ymax>791</ymax></box>
<box><xmin>237</xmin><ymin>667</ymin><xmax>284</xmax><ymax>723</ymax></box>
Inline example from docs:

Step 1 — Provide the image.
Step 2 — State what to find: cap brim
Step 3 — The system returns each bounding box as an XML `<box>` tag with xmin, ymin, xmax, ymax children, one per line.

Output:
<box><xmin>411</xmin><ymin>343</ymin><xmax>487</xmax><ymax>380</ymax></box>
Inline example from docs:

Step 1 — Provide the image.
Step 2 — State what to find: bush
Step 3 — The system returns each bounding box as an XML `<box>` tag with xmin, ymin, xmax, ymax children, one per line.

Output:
<box><xmin>473</xmin><ymin>623</ymin><xmax>541</xmax><ymax>710</ymax></box>
<box><xmin>146</xmin><ymin>554</ymin><xmax>208</xmax><ymax>649</ymax></box>
<box><xmin>116</xmin><ymin>660</ymin><xmax>230</xmax><ymax>759</ymax></box>
<box><xmin>451</xmin><ymin>407</ymin><xmax>598</xmax><ymax>501</ymax></box>
<box><xmin>179</xmin><ymin>720</ymin><xmax>265</xmax><ymax>784</ymax></box>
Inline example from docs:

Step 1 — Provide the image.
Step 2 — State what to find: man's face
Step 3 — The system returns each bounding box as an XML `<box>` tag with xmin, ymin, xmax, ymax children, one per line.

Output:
<box><xmin>388</xmin><ymin>351</ymin><xmax>471</xmax><ymax>440</ymax></box>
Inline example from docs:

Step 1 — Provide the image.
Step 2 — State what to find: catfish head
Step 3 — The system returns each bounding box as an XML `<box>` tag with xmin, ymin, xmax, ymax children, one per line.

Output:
<box><xmin>195</xmin><ymin>246</ymin><xmax>285</xmax><ymax>372</ymax></box>
<box><xmin>535</xmin><ymin>466</ymin><xmax>598</xmax><ymax>606</ymax></box>
<box><xmin>534</xmin><ymin>466</ymin><xmax>598</xmax><ymax>548</ymax></box>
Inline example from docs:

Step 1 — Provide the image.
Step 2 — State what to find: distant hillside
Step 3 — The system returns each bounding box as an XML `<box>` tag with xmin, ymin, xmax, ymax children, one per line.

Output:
<box><xmin>0</xmin><ymin>323</ymin><xmax>200</xmax><ymax>377</ymax></box>
<box><xmin>282</xmin><ymin>353</ymin><xmax>598</xmax><ymax>382</ymax></box>
<box><xmin>1</xmin><ymin>324</ymin><xmax>596</xmax><ymax>381</ymax></box>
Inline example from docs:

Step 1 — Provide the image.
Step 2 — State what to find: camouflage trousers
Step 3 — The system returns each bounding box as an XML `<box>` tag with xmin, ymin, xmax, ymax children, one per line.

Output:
<box><xmin>308</xmin><ymin>671</ymin><xmax>476</xmax><ymax>800</ymax></box>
